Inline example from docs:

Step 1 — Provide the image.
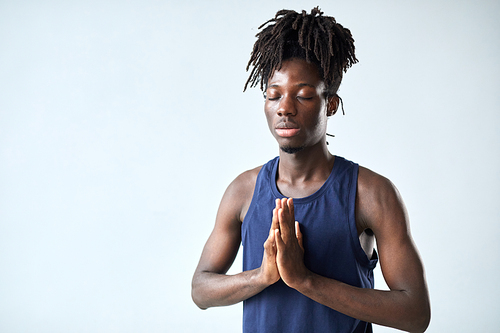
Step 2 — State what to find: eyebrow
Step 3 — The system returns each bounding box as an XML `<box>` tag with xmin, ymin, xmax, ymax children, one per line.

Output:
<box><xmin>268</xmin><ymin>82</ymin><xmax>316</xmax><ymax>88</ymax></box>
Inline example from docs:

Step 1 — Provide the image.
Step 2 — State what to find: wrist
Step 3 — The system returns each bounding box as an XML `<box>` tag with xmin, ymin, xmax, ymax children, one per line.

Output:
<box><xmin>289</xmin><ymin>268</ymin><xmax>313</xmax><ymax>292</ymax></box>
<box><xmin>254</xmin><ymin>266</ymin><xmax>278</xmax><ymax>287</ymax></box>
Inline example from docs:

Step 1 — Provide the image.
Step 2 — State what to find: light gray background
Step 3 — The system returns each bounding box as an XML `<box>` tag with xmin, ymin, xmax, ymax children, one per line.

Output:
<box><xmin>1</xmin><ymin>0</ymin><xmax>499</xmax><ymax>332</ymax></box>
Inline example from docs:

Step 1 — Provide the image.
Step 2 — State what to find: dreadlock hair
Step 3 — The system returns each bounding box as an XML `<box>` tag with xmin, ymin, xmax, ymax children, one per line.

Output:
<box><xmin>244</xmin><ymin>7</ymin><xmax>357</xmax><ymax>99</ymax></box>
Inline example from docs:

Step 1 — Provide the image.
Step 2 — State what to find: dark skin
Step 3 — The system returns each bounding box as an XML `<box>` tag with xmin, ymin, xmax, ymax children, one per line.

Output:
<box><xmin>192</xmin><ymin>58</ymin><xmax>431</xmax><ymax>332</ymax></box>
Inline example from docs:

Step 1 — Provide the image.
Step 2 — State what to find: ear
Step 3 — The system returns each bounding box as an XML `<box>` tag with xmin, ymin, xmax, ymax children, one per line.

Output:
<box><xmin>326</xmin><ymin>95</ymin><xmax>340</xmax><ymax>117</ymax></box>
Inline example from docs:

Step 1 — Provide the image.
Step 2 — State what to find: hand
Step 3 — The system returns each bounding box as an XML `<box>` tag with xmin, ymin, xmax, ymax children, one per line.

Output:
<box><xmin>258</xmin><ymin>199</ymin><xmax>281</xmax><ymax>286</ymax></box>
<box><xmin>274</xmin><ymin>198</ymin><xmax>309</xmax><ymax>289</ymax></box>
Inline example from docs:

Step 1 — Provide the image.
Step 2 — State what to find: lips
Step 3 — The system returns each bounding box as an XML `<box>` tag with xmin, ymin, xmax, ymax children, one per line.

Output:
<box><xmin>275</xmin><ymin>121</ymin><xmax>300</xmax><ymax>137</ymax></box>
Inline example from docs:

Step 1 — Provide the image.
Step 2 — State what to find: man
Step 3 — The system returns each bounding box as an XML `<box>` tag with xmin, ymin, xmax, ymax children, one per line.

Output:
<box><xmin>192</xmin><ymin>8</ymin><xmax>430</xmax><ymax>333</ymax></box>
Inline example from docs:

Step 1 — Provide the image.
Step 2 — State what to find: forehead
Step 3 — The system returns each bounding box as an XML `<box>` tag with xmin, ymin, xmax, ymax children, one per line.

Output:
<box><xmin>267</xmin><ymin>58</ymin><xmax>323</xmax><ymax>87</ymax></box>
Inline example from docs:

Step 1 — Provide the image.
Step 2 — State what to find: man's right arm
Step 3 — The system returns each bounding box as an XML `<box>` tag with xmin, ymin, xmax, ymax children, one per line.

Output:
<box><xmin>191</xmin><ymin>168</ymin><xmax>280</xmax><ymax>309</ymax></box>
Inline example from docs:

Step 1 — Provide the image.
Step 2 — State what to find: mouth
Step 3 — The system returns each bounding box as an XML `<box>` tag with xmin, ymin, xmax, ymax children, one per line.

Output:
<box><xmin>275</xmin><ymin>128</ymin><xmax>300</xmax><ymax>137</ymax></box>
<box><xmin>275</xmin><ymin>122</ymin><xmax>300</xmax><ymax>138</ymax></box>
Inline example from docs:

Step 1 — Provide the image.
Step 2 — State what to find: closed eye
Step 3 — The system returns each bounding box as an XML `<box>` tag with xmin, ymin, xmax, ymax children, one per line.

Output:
<box><xmin>264</xmin><ymin>89</ymin><xmax>281</xmax><ymax>101</ymax></box>
<box><xmin>265</xmin><ymin>93</ymin><xmax>281</xmax><ymax>101</ymax></box>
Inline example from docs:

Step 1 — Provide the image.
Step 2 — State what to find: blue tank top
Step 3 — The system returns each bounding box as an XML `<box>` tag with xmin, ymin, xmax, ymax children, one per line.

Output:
<box><xmin>242</xmin><ymin>156</ymin><xmax>378</xmax><ymax>332</ymax></box>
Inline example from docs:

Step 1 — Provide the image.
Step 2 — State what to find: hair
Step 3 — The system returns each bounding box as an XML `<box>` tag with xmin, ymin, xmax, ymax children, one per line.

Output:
<box><xmin>244</xmin><ymin>7</ymin><xmax>357</xmax><ymax>98</ymax></box>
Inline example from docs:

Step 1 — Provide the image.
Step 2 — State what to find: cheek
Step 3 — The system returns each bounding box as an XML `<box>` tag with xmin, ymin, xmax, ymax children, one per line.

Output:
<box><xmin>307</xmin><ymin>108</ymin><xmax>328</xmax><ymax>130</ymax></box>
<box><xmin>312</xmin><ymin>117</ymin><xmax>327</xmax><ymax>134</ymax></box>
<box><xmin>319</xmin><ymin>112</ymin><xmax>329</xmax><ymax>127</ymax></box>
<box><xmin>264</xmin><ymin>106</ymin><xmax>275</xmax><ymax>130</ymax></box>
<box><xmin>304</xmin><ymin>112</ymin><xmax>328</xmax><ymax>139</ymax></box>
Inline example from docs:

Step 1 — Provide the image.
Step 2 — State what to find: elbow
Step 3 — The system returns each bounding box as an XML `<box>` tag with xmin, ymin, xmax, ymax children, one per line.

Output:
<box><xmin>191</xmin><ymin>278</ymin><xmax>208</xmax><ymax>310</ymax></box>
<box><xmin>389</xmin><ymin>294</ymin><xmax>431</xmax><ymax>333</ymax></box>
<box><xmin>192</xmin><ymin>297</ymin><xmax>208</xmax><ymax>310</ymax></box>
<box><xmin>414</xmin><ymin>307</ymin><xmax>431</xmax><ymax>333</ymax></box>
<box><xmin>405</xmin><ymin>317</ymin><xmax>429</xmax><ymax>333</ymax></box>
<box><xmin>406</xmin><ymin>302</ymin><xmax>431</xmax><ymax>333</ymax></box>
<box><xmin>416</xmin><ymin>298</ymin><xmax>431</xmax><ymax>333</ymax></box>
<box><xmin>191</xmin><ymin>289</ymin><xmax>208</xmax><ymax>310</ymax></box>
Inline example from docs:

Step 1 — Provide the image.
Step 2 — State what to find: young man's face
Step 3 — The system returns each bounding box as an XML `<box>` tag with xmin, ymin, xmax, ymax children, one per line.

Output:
<box><xmin>264</xmin><ymin>58</ymin><xmax>332</xmax><ymax>154</ymax></box>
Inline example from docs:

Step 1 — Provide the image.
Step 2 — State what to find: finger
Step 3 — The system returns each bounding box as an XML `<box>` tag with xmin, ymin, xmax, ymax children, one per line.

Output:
<box><xmin>271</xmin><ymin>207</ymin><xmax>279</xmax><ymax>232</ymax></box>
<box><xmin>279</xmin><ymin>199</ymin><xmax>294</xmax><ymax>240</ymax></box>
<box><xmin>273</xmin><ymin>199</ymin><xmax>282</xmax><ymax>232</ymax></box>
<box><xmin>275</xmin><ymin>198</ymin><xmax>282</xmax><ymax>210</ymax></box>
<box><xmin>268</xmin><ymin>229</ymin><xmax>276</xmax><ymax>255</ymax></box>
<box><xmin>279</xmin><ymin>198</ymin><xmax>286</xmax><ymax>222</ymax></box>
<box><xmin>282</xmin><ymin>198</ymin><xmax>294</xmax><ymax>227</ymax></box>
<box><xmin>278</xmin><ymin>207</ymin><xmax>291</xmax><ymax>241</ymax></box>
<box><xmin>264</xmin><ymin>229</ymin><xmax>276</xmax><ymax>253</ymax></box>
<box><xmin>281</xmin><ymin>198</ymin><xmax>289</xmax><ymax>217</ymax></box>
<box><xmin>295</xmin><ymin>221</ymin><xmax>304</xmax><ymax>251</ymax></box>
<box><xmin>288</xmin><ymin>198</ymin><xmax>294</xmax><ymax>220</ymax></box>
<box><xmin>274</xmin><ymin>228</ymin><xmax>284</xmax><ymax>252</ymax></box>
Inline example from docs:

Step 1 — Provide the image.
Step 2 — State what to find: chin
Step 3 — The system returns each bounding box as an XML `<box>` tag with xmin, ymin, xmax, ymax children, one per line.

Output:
<box><xmin>280</xmin><ymin>145</ymin><xmax>305</xmax><ymax>154</ymax></box>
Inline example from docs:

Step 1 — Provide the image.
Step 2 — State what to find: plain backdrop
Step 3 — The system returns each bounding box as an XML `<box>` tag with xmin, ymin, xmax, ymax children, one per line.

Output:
<box><xmin>1</xmin><ymin>0</ymin><xmax>499</xmax><ymax>332</ymax></box>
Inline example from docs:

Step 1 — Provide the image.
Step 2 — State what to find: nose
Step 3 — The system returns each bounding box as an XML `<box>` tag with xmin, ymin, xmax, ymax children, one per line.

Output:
<box><xmin>277</xmin><ymin>95</ymin><xmax>296</xmax><ymax>117</ymax></box>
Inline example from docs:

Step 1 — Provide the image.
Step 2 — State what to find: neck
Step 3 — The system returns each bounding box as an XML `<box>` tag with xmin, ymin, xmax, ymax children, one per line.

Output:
<box><xmin>277</xmin><ymin>141</ymin><xmax>334</xmax><ymax>184</ymax></box>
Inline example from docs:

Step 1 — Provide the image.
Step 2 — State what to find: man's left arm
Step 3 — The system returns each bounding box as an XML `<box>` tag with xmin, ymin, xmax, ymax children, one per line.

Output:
<box><xmin>274</xmin><ymin>168</ymin><xmax>431</xmax><ymax>333</ymax></box>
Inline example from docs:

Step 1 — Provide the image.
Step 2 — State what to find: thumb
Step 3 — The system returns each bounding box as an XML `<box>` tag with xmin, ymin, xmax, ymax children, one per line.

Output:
<box><xmin>274</xmin><ymin>228</ymin><xmax>284</xmax><ymax>251</ymax></box>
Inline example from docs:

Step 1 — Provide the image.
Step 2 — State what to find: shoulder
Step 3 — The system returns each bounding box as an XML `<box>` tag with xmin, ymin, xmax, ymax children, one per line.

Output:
<box><xmin>226</xmin><ymin>165</ymin><xmax>262</xmax><ymax>198</ymax></box>
<box><xmin>220</xmin><ymin>165</ymin><xmax>263</xmax><ymax>223</ymax></box>
<box><xmin>356</xmin><ymin>166</ymin><xmax>407</xmax><ymax>233</ymax></box>
<box><xmin>357</xmin><ymin>166</ymin><xmax>398</xmax><ymax>201</ymax></box>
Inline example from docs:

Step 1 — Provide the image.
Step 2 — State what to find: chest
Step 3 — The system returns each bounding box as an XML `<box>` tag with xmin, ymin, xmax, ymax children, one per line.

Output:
<box><xmin>242</xmin><ymin>191</ymin><xmax>357</xmax><ymax>277</ymax></box>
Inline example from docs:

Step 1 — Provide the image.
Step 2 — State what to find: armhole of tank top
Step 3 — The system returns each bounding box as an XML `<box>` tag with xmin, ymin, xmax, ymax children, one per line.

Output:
<box><xmin>348</xmin><ymin>163</ymin><xmax>378</xmax><ymax>269</ymax></box>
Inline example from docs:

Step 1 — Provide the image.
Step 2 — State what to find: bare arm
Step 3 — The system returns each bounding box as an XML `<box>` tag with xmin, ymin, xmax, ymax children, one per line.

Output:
<box><xmin>274</xmin><ymin>168</ymin><xmax>431</xmax><ymax>332</ymax></box>
<box><xmin>191</xmin><ymin>168</ymin><xmax>280</xmax><ymax>309</ymax></box>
